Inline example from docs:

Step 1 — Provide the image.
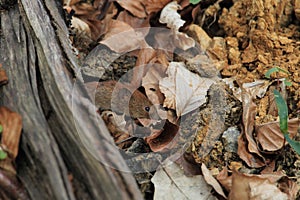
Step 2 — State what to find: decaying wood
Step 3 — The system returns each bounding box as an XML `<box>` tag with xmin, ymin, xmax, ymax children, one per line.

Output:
<box><xmin>0</xmin><ymin>0</ymin><xmax>142</xmax><ymax>199</ymax></box>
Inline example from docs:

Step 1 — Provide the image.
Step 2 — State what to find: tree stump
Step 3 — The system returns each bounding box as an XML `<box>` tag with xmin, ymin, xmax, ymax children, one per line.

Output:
<box><xmin>0</xmin><ymin>0</ymin><xmax>142</xmax><ymax>199</ymax></box>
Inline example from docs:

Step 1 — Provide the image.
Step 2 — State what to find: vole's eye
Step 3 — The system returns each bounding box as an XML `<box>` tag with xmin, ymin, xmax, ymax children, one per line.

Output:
<box><xmin>144</xmin><ymin>106</ymin><xmax>150</xmax><ymax>112</ymax></box>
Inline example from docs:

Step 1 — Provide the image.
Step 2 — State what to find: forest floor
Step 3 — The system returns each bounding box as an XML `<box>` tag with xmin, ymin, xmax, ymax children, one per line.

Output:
<box><xmin>66</xmin><ymin>0</ymin><xmax>300</xmax><ymax>199</ymax></box>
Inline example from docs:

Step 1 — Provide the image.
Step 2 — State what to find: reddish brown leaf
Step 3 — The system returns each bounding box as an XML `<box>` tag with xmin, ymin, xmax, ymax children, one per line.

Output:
<box><xmin>0</xmin><ymin>107</ymin><xmax>22</xmax><ymax>160</ymax></box>
<box><xmin>278</xmin><ymin>177</ymin><xmax>299</xmax><ymax>200</ymax></box>
<box><xmin>66</xmin><ymin>1</ymin><xmax>116</xmax><ymax>41</ymax></box>
<box><xmin>144</xmin><ymin>0</ymin><xmax>172</xmax><ymax>15</ymax></box>
<box><xmin>237</xmin><ymin>134</ymin><xmax>265</xmax><ymax>168</ymax></box>
<box><xmin>216</xmin><ymin>167</ymin><xmax>232</xmax><ymax>192</ymax></box>
<box><xmin>239</xmin><ymin>87</ymin><xmax>265</xmax><ymax>166</ymax></box>
<box><xmin>256</xmin><ymin>118</ymin><xmax>299</xmax><ymax>151</ymax></box>
<box><xmin>145</xmin><ymin>120</ymin><xmax>179</xmax><ymax>152</ymax></box>
<box><xmin>116</xmin><ymin>0</ymin><xmax>147</xmax><ymax>18</ymax></box>
<box><xmin>175</xmin><ymin>153</ymin><xmax>201</xmax><ymax>176</ymax></box>
<box><xmin>116</xmin><ymin>0</ymin><xmax>172</xmax><ymax>18</ymax></box>
<box><xmin>0</xmin><ymin>64</ymin><xmax>8</xmax><ymax>86</ymax></box>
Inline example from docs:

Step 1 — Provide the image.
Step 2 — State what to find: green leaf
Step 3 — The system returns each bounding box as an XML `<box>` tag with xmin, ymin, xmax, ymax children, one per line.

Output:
<box><xmin>284</xmin><ymin>133</ymin><xmax>300</xmax><ymax>155</ymax></box>
<box><xmin>265</xmin><ymin>67</ymin><xmax>279</xmax><ymax>78</ymax></box>
<box><xmin>276</xmin><ymin>67</ymin><xmax>290</xmax><ymax>75</ymax></box>
<box><xmin>273</xmin><ymin>89</ymin><xmax>288</xmax><ymax>133</ymax></box>
<box><xmin>0</xmin><ymin>150</ymin><xmax>7</xmax><ymax>160</ymax></box>
<box><xmin>0</xmin><ymin>125</ymin><xmax>2</xmax><ymax>133</ymax></box>
<box><xmin>190</xmin><ymin>0</ymin><xmax>201</xmax><ymax>5</ymax></box>
<box><xmin>265</xmin><ymin>66</ymin><xmax>290</xmax><ymax>79</ymax></box>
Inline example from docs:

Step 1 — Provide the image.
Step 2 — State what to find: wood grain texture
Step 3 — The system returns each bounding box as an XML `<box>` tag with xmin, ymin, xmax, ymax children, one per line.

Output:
<box><xmin>0</xmin><ymin>0</ymin><xmax>142</xmax><ymax>199</ymax></box>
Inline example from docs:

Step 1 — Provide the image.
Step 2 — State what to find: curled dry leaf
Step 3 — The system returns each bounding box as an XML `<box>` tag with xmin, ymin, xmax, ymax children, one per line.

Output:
<box><xmin>256</xmin><ymin>118</ymin><xmax>299</xmax><ymax>151</ymax></box>
<box><xmin>0</xmin><ymin>107</ymin><xmax>22</xmax><ymax>160</ymax></box>
<box><xmin>66</xmin><ymin>1</ymin><xmax>116</xmax><ymax>41</ymax></box>
<box><xmin>151</xmin><ymin>160</ymin><xmax>216</xmax><ymax>200</ymax></box>
<box><xmin>201</xmin><ymin>164</ymin><xmax>227</xmax><ymax>199</ymax></box>
<box><xmin>159</xmin><ymin>1</ymin><xmax>185</xmax><ymax>31</ymax></box>
<box><xmin>159</xmin><ymin>62</ymin><xmax>215</xmax><ymax>116</ymax></box>
<box><xmin>145</xmin><ymin>120</ymin><xmax>179</xmax><ymax>152</ymax></box>
<box><xmin>159</xmin><ymin>1</ymin><xmax>195</xmax><ymax>50</ymax></box>
<box><xmin>0</xmin><ymin>64</ymin><xmax>8</xmax><ymax>86</ymax></box>
<box><xmin>238</xmin><ymin>85</ymin><xmax>266</xmax><ymax>167</ymax></box>
<box><xmin>175</xmin><ymin>153</ymin><xmax>201</xmax><ymax>176</ymax></box>
<box><xmin>216</xmin><ymin>167</ymin><xmax>232</xmax><ymax>192</ymax></box>
<box><xmin>237</xmin><ymin>134</ymin><xmax>265</xmax><ymax>168</ymax></box>
<box><xmin>228</xmin><ymin>170</ymin><xmax>289</xmax><ymax>200</ymax></box>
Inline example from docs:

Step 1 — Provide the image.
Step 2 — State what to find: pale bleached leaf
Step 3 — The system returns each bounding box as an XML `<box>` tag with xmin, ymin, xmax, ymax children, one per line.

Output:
<box><xmin>159</xmin><ymin>1</ymin><xmax>184</xmax><ymax>31</ymax></box>
<box><xmin>159</xmin><ymin>2</ymin><xmax>195</xmax><ymax>50</ymax></box>
<box><xmin>151</xmin><ymin>160</ymin><xmax>217</xmax><ymax>200</ymax></box>
<box><xmin>159</xmin><ymin>62</ymin><xmax>215</xmax><ymax>116</ymax></box>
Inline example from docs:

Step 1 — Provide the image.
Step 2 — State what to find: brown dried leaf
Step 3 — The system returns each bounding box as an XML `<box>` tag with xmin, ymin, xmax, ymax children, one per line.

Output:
<box><xmin>70</xmin><ymin>16</ymin><xmax>91</xmax><ymax>38</ymax></box>
<box><xmin>278</xmin><ymin>177</ymin><xmax>299</xmax><ymax>200</ymax></box>
<box><xmin>0</xmin><ymin>107</ymin><xmax>22</xmax><ymax>160</ymax></box>
<box><xmin>228</xmin><ymin>170</ymin><xmax>288</xmax><ymax>200</ymax></box>
<box><xmin>66</xmin><ymin>2</ymin><xmax>116</xmax><ymax>41</ymax></box>
<box><xmin>100</xmin><ymin>20</ymin><xmax>146</xmax><ymax>53</ymax></box>
<box><xmin>131</xmin><ymin>49</ymin><xmax>169</xmax><ymax>89</ymax></box>
<box><xmin>256</xmin><ymin>118</ymin><xmax>300</xmax><ymax>151</ymax></box>
<box><xmin>239</xmin><ymin>86</ymin><xmax>265</xmax><ymax>166</ymax></box>
<box><xmin>145</xmin><ymin>120</ymin><xmax>179</xmax><ymax>152</ymax></box>
<box><xmin>201</xmin><ymin>164</ymin><xmax>227</xmax><ymax>199</ymax></box>
<box><xmin>116</xmin><ymin>0</ymin><xmax>171</xmax><ymax>18</ymax></box>
<box><xmin>216</xmin><ymin>167</ymin><xmax>232</xmax><ymax>192</ymax></box>
<box><xmin>117</xmin><ymin>11</ymin><xmax>150</xmax><ymax>34</ymax></box>
<box><xmin>237</xmin><ymin>134</ymin><xmax>265</xmax><ymax>168</ymax></box>
<box><xmin>116</xmin><ymin>0</ymin><xmax>147</xmax><ymax>18</ymax></box>
<box><xmin>175</xmin><ymin>153</ymin><xmax>201</xmax><ymax>176</ymax></box>
<box><xmin>144</xmin><ymin>0</ymin><xmax>172</xmax><ymax>15</ymax></box>
<box><xmin>0</xmin><ymin>64</ymin><xmax>8</xmax><ymax>86</ymax></box>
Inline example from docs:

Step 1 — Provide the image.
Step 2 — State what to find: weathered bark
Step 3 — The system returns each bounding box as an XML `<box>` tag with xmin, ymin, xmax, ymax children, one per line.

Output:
<box><xmin>0</xmin><ymin>0</ymin><xmax>142</xmax><ymax>199</ymax></box>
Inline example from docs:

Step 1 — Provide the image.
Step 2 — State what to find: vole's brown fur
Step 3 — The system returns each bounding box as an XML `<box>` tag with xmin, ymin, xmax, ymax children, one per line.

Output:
<box><xmin>85</xmin><ymin>80</ymin><xmax>155</xmax><ymax>119</ymax></box>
